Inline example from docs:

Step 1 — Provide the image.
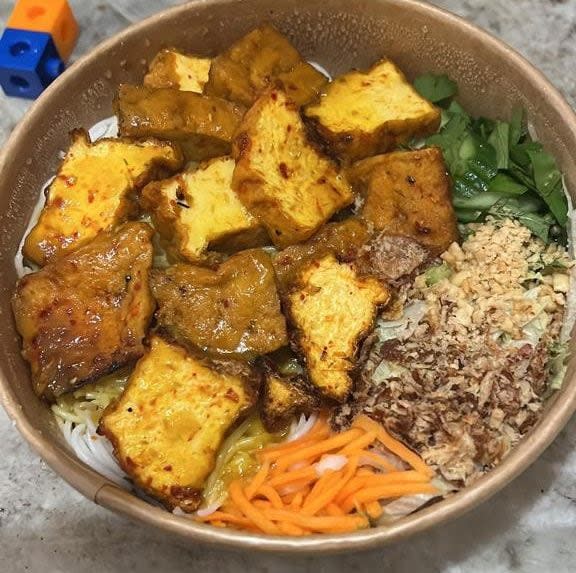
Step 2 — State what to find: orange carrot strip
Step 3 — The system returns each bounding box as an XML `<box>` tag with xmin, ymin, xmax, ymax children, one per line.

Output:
<box><xmin>358</xmin><ymin>449</ymin><xmax>398</xmax><ymax>472</ymax></box>
<box><xmin>277</xmin><ymin>522</ymin><xmax>310</xmax><ymax>536</ymax></box>
<box><xmin>261</xmin><ymin>508</ymin><xmax>369</xmax><ymax>533</ymax></box>
<box><xmin>340</xmin><ymin>431</ymin><xmax>377</xmax><ymax>454</ymax></box>
<box><xmin>353</xmin><ymin>416</ymin><xmax>434</xmax><ymax>477</ymax></box>
<box><xmin>365</xmin><ymin>500</ymin><xmax>383</xmax><ymax>520</ymax></box>
<box><xmin>196</xmin><ymin>511</ymin><xmax>253</xmax><ymax>528</ymax></box>
<box><xmin>260</xmin><ymin>420</ymin><xmax>330</xmax><ymax>459</ymax></box>
<box><xmin>253</xmin><ymin>499</ymin><xmax>273</xmax><ymax>510</ymax></box>
<box><xmin>267</xmin><ymin>465</ymin><xmax>317</xmax><ymax>487</ymax></box>
<box><xmin>229</xmin><ymin>481</ymin><xmax>280</xmax><ymax>535</ymax></box>
<box><xmin>256</xmin><ymin>485</ymin><xmax>284</xmax><ymax>509</ymax></box>
<box><xmin>341</xmin><ymin>482</ymin><xmax>438</xmax><ymax>513</ymax></box>
<box><xmin>277</xmin><ymin>478</ymin><xmax>315</xmax><ymax>497</ymax></box>
<box><xmin>244</xmin><ymin>459</ymin><xmax>271</xmax><ymax>500</ymax></box>
<box><xmin>325</xmin><ymin>503</ymin><xmax>345</xmax><ymax>516</ymax></box>
<box><xmin>334</xmin><ymin>476</ymin><xmax>370</xmax><ymax>505</ymax></box>
<box><xmin>302</xmin><ymin>457</ymin><xmax>359</xmax><ymax>516</ymax></box>
<box><xmin>274</xmin><ymin>428</ymin><xmax>364</xmax><ymax>471</ymax></box>
<box><xmin>289</xmin><ymin>491</ymin><xmax>306</xmax><ymax>509</ymax></box>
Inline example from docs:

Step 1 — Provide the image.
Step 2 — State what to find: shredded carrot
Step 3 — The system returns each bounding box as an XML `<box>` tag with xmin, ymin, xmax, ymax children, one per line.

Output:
<box><xmin>199</xmin><ymin>414</ymin><xmax>437</xmax><ymax>536</ymax></box>
<box><xmin>353</xmin><ymin>415</ymin><xmax>435</xmax><ymax>477</ymax></box>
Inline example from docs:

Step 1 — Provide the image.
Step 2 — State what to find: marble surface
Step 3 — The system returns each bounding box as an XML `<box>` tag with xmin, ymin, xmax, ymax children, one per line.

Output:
<box><xmin>1</xmin><ymin>1</ymin><xmax>576</xmax><ymax>571</ymax></box>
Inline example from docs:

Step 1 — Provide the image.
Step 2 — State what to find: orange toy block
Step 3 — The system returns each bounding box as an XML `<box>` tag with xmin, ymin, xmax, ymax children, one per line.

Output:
<box><xmin>7</xmin><ymin>0</ymin><xmax>79</xmax><ymax>61</ymax></box>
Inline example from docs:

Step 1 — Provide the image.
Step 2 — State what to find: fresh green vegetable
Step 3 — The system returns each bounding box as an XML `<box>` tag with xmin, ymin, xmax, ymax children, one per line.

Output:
<box><xmin>424</xmin><ymin>263</ymin><xmax>453</xmax><ymax>286</ymax></box>
<box><xmin>413</xmin><ymin>73</ymin><xmax>458</xmax><ymax>104</ymax></box>
<box><xmin>412</xmin><ymin>74</ymin><xmax>568</xmax><ymax>243</ymax></box>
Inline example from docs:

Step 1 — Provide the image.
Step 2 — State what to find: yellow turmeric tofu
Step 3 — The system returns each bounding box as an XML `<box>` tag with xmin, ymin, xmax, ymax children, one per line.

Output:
<box><xmin>23</xmin><ymin>130</ymin><xmax>182</xmax><ymax>266</ymax></box>
<box><xmin>13</xmin><ymin>223</ymin><xmax>155</xmax><ymax>401</ymax></box>
<box><xmin>115</xmin><ymin>85</ymin><xmax>245</xmax><ymax>161</ymax></box>
<box><xmin>304</xmin><ymin>59</ymin><xmax>440</xmax><ymax>162</ymax></box>
<box><xmin>99</xmin><ymin>336</ymin><xmax>256</xmax><ymax>512</ymax></box>
<box><xmin>151</xmin><ymin>250</ymin><xmax>288</xmax><ymax>359</ymax></box>
<box><xmin>144</xmin><ymin>48</ymin><xmax>211</xmax><ymax>92</ymax></box>
<box><xmin>348</xmin><ymin>147</ymin><xmax>458</xmax><ymax>255</ymax></box>
<box><xmin>273</xmin><ymin>218</ymin><xmax>371</xmax><ymax>291</ymax></box>
<box><xmin>141</xmin><ymin>157</ymin><xmax>268</xmax><ymax>262</ymax></box>
<box><xmin>262</xmin><ymin>371</ymin><xmax>318</xmax><ymax>431</ymax></box>
<box><xmin>232</xmin><ymin>88</ymin><xmax>354</xmax><ymax>249</ymax></box>
<box><xmin>287</xmin><ymin>254</ymin><xmax>390</xmax><ymax>402</ymax></box>
<box><xmin>204</xmin><ymin>24</ymin><xmax>327</xmax><ymax>107</ymax></box>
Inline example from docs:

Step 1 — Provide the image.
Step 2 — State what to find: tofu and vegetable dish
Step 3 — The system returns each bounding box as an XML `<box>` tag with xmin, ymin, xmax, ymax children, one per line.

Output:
<box><xmin>12</xmin><ymin>24</ymin><xmax>574</xmax><ymax>536</ymax></box>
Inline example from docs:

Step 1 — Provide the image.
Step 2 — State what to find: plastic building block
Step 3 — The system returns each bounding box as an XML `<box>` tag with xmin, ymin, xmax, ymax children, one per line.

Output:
<box><xmin>7</xmin><ymin>0</ymin><xmax>79</xmax><ymax>61</ymax></box>
<box><xmin>0</xmin><ymin>28</ymin><xmax>64</xmax><ymax>99</ymax></box>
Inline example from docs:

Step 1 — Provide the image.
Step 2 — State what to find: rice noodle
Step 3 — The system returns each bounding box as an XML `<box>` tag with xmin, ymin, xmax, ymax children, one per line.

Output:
<box><xmin>287</xmin><ymin>413</ymin><xmax>318</xmax><ymax>442</ymax></box>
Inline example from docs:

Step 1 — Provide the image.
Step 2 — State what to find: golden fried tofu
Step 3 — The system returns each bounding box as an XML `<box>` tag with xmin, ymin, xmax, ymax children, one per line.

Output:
<box><xmin>12</xmin><ymin>223</ymin><xmax>155</xmax><ymax>401</ymax></box>
<box><xmin>304</xmin><ymin>59</ymin><xmax>440</xmax><ymax>162</ymax></box>
<box><xmin>348</xmin><ymin>147</ymin><xmax>458</xmax><ymax>255</ymax></box>
<box><xmin>141</xmin><ymin>157</ymin><xmax>268</xmax><ymax>262</ymax></box>
<box><xmin>23</xmin><ymin>130</ymin><xmax>182</xmax><ymax>266</ymax></box>
<box><xmin>273</xmin><ymin>218</ymin><xmax>371</xmax><ymax>291</ymax></box>
<box><xmin>115</xmin><ymin>85</ymin><xmax>245</xmax><ymax>161</ymax></box>
<box><xmin>204</xmin><ymin>24</ymin><xmax>327</xmax><ymax>107</ymax></box>
<box><xmin>232</xmin><ymin>88</ymin><xmax>354</xmax><ymax>249</ymax></box>
<box><xmin>144</xmin><ymin>48</ymin><xmax>211</xmax><ymax>92</ymax></box>
<box><xmin>262</xmin><ymin>370</ymin><xmax>319</xmax><ymax>432</ymax></box>
<box><xmin>151</xmin><ymin>250</ymin><xmax>288</xmax><ymax>359</ymax></box>
<box><xmin>99</xmin><ymin>336</ymin><xmax>256</xmax><ymax>512</ymax></box>
<box><xmin>287</xmin><ymin>254</ymin><xmax>390</xmax><ymax>402</ymax></box>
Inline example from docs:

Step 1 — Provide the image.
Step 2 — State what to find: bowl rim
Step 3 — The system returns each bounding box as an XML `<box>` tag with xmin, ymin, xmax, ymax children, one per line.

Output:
<box><xmin>1</xmin><ymin>0</ymin><xmax>576</xmax><ymax>554</ymax></box>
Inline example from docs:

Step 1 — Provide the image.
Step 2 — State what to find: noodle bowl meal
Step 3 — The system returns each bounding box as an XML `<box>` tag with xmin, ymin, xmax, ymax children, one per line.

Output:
<box><xmin>10</xmin><ymin>24</ymin><xmax>574</xmax><ymax>536</ymax></box>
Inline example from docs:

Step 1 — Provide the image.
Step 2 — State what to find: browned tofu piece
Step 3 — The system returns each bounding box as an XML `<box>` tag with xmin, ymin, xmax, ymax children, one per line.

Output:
<box><xmin>348</xmin><ymin>147</ymin><xmax>458</xmax><ymax>255</ymax></box>
<box><xmin>273</xmin><ymin>218</ymin><xmax>371</xmax><ymax>291</ymax></box>
<box><xmin>151</xmin><ymin>250</ymin><xmax>288</xmax><ymax>359</ymax></box>
<box><xmin>99</xmin><ymin>335</ymin><xmax>257</xmax><ymax>512</ymax></box>
<box><xmin>23</xmin><ymin>130</ymin><xmax>183</xmax><ymax>266</ymax></box>
<box><xmin>143</xmin><ymin>48</ymin><xmax>211</xmax><ymax>92</ymax></box>
<box><xmin>12</xmin><ymin>223</ymin><xmax>155</xmax><ymax>401</ymax></box>
<box><xmin>204</xmin><ymin>24</ymin><xmax>327</xmax><ymax>107</ymax></box>
<box><xmin>262</xmin><ymin>369</ymin><xmax>319</xmax><ymax>432</ymax></box>
<box><xmin>115</xmin><ymin>85</ymin><xmax>245</xmax><ymax>161</ymax></box>
<box><xmin>304</xmin><ymin>59</ymin><xmax>440</xmax><ymax>162</ymax></box>
<box><xmin>232</xmin><ymin>88</ymin><xmax>354</xmax><ymax>249</ymax></box>
<box><xmin>287</xmin><ymin>254</ymin><xmax>390</xmax><ymax>402</ymax></box>
<box><xmin>141</xmin><ymin>157</ymin><xmax>268</xmax><ymax>262</ymax></box>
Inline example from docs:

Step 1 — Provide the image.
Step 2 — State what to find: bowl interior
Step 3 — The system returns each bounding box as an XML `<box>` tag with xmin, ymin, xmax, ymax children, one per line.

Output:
<box><xmin>1</xmin><ymin>0</ymin><xmax>576</xmax><ymax>553</ymax></box>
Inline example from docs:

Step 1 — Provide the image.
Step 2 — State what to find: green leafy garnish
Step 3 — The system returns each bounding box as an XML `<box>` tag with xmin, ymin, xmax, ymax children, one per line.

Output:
<box><xmin>424</xmin><ymin>263</ymin><xmax>453</xmax><ymax>286</ymax></box>
<box><xmin>413</xmin><ymin>73</ymin><xmax>458</xmax><ymax>103</ymax></box>
<box><xmin>412</xmin><ymin>73</ymin><xmax>568</xmax><ymax>243</ymax></box>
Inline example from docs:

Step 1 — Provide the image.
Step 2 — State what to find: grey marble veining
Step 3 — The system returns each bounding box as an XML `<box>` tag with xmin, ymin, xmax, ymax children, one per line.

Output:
<box><xmin>1</xmin><ymin>1</ymin><xmax>575</xmax><ymax>572</ymax></box>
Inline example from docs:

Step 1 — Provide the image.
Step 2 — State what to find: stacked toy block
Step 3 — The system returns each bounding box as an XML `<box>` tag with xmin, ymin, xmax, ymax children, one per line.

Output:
<box><xmin>0</xmin><ymin>0</ymin><xmax>78</xmax><ymax>99</ymax></box>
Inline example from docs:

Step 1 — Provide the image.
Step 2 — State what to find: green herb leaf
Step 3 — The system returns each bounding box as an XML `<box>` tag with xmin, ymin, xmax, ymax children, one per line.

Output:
<box><xmin>487</xmin><ymin>173</ymin><xmax>528</xmax><ymax>195</ymax></box>
<box><xmin>509</xmin><ymin>107</ymin><xmax>526</xmax><ymax>147</ymax></box>
<box><xmin>413</xmin><ymin>73</ymin><xmax>458</xmax><ymax>104</ymax></box>
<box><xmin>424</xmin><ymin>263</ymin><xmax>453</xmax><ymax>286</ymax></box>
<box><xmin>526</xmin><ymin>150</ymin><xmax>568</xmax><ymax>225</ymax></box>
<box><xmin>488</xmin><ymin>122</ymin><xmax>510</xmax><ymax>169</ymax></box>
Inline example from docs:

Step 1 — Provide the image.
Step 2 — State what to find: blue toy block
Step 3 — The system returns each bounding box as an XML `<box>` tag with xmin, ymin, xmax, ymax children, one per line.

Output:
<box><xmin>0</xmin><ymin>28</ymin><xmax>65</xmax><ymax>100</ymax></box>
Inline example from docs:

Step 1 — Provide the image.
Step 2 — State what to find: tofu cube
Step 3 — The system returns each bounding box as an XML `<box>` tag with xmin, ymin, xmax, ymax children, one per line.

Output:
<box><xmin>232</xmin><ymin>88</ymin><xmax>354</xmax><ymax>248</ymax></box>
<box><xmin>348</xmin><ymin>147</ymin><xmax>459</xmax><ymax>255</ymax></box>
<box><xmin>99</xmin><ymin>335</ymin><xmax>257</xmax><ymax>512</ymax></box>
<box><xmin>144</xmin><ymin>48</ymin><xmax>211</xmax><ymax>93</ymax></box>
<box><xmin>141</xmin><ymin>157</ymin><xmax>267</xmax><ymax>262</ymax></box>
<box><xmin>23</xmin><ymin>130</ymin><xmax>183</xmax><ymax>266</ymax></box>
<box><xmin>287</xmin><ymin>254</ymin><xmax>390</xmax><ymax>402</ymax></box>
<box><xmin>305</xmin><ymin>59</ymin><xmax>440</xmax><ymax>162</ymax></box>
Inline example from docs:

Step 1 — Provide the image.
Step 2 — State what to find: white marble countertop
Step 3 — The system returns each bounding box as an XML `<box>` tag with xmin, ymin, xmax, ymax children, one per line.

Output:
<box><xmin>1</xmin><ymin>1</ymin><xmax>575</xmax><ymax>571</ymax></box>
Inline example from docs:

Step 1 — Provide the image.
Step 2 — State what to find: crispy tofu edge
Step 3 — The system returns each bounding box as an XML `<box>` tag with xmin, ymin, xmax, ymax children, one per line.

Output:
<box><xmin>143</xmin><ymin>48</ymin><xmax>211</xmax><ymax>92</ymax></box>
